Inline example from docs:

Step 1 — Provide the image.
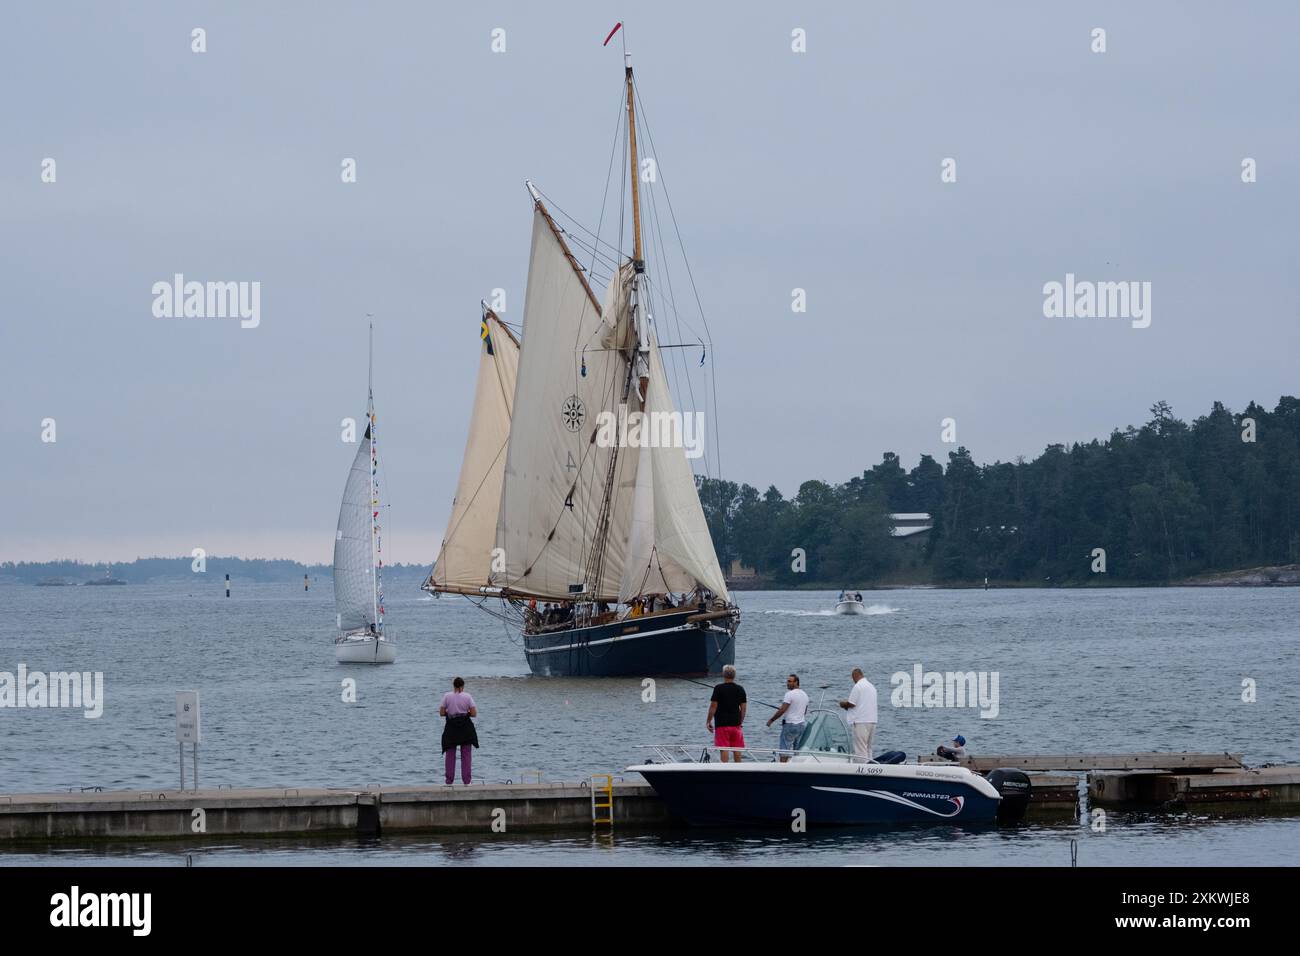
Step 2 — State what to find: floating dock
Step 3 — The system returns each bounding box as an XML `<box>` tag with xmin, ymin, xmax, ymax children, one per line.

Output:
<box><xmin>2</xmin><ymin>753</ymin><xmax>1293</xmax><ymax>843</ymax></box>
<box><xmin>918</xmin><ymin>752</ymin><xmax>1300</xmax><ymax>814</ymax></box>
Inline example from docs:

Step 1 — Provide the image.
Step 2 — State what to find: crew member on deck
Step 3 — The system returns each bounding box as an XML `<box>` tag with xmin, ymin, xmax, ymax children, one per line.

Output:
<box><xmin>766</xmin><ymin>673</ymin><xmax>809</xmax><ymax>762</ymax></box>
<box><xmin>707</xmin><ymin>665</ymin><xmax>747</xmax><ymax>762</ymax></box>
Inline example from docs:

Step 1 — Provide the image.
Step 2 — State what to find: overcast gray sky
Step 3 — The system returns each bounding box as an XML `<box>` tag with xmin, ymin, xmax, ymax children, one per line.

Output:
<box><xmin>2</xmin><ymin>1</ymin><xmax>1297</xmax><ymax>564</ymax></box>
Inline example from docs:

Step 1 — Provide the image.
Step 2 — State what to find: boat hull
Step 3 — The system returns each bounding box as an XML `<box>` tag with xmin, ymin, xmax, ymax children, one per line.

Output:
<box><xmin>630</xmin><ymin>762</ymin><xmax>1000</xmax><ymax>827</ymax></box>
<box><xmin>335</xmin><ymin>634</ymin><xmax>397</xmax><ymax>664</ymax></box>
<box><xmin>835</xmin><ymin>601</ymin><xmax>867</xmax><ymax>615</ymax></box>
<box><xmin>524</xmin><ymin>608</ymin><xmax>736</xmax><ymax>677</ymax></box>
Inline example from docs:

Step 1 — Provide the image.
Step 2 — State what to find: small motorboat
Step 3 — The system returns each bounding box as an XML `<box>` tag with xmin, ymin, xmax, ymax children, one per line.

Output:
<box><xmin>835</xmin><ymin>590</ymin><xmax>866</xmax><ymax>615</ymax></box>
<box><xmin>630</xmin><ymin>711</ymin><xmax>1030</xmax><ymax>827</ymax></box>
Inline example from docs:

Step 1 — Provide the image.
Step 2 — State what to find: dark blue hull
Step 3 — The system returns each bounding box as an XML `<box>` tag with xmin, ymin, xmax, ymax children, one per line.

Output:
<box><xmin>635</xmin><ymin>767</ymin><xmax>1000</xmax><ymax>827</ymax></box>
<box><xmin>524</xmin><ymin>609</ymin><xmax>737</xmax><ymax>677</ymax></box>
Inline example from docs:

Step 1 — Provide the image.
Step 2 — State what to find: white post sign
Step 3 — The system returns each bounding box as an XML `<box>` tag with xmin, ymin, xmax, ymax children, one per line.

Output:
<box><xmin>176</xmin><ymin>691</ymin><xmax>200</xmax><ymax>790</ymax></box>
<box><xmin>176</xmin><ymin>691</ymin><xmax>201</xmax><ymax>743</ymax></box>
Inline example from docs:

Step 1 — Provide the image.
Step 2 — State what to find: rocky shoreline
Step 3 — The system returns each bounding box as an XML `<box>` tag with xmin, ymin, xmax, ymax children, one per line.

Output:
<box><xmin>1182</xmin><ymin>564</ymin><xmax>1300</xmax><ymax>587</ymax></box>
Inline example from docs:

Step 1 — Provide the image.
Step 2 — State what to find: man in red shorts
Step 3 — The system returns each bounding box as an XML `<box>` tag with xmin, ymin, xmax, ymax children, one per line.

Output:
<box><xmin>706</xmin><ymin>664</ymin><xmax>748</xmax><ymax>762</ymax></box>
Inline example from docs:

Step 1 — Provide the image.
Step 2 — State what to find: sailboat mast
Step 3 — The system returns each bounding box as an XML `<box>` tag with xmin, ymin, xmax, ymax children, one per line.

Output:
<box><xmin>584</xmin><ymin>53</ymin><xmax>648</xmax><ymax>601</ymax></box>
<box><xmin>625</xmin><ymin>54</ymin><xmax>644</xmax><ymax>269</ymax></box>
<box><xmin>368</xmin><ymin>319</ymin><xmax>380</xmax><ymax>631</ymax></box>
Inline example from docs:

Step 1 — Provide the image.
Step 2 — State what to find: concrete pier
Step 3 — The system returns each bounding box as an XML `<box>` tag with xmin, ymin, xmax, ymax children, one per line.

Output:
<box><xmin>4</xmin><ymin>753</ymin><xmax>1294</xmax><ymax>843</ymax></box>
<box><xmin>0</xmin><ymin>782</ymin><xmax>668</xmax><ymax>842</ymax></box>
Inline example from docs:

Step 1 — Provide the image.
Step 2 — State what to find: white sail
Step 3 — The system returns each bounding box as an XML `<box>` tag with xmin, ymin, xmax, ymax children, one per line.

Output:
<box><xmin>618</xmin><ymin>428</ymin><xmax>698</xmax><ymax>602</ymax></box>
<box><xmin>334</xmin><ymin>423</ymin><xmax>377</xmax><ymax>630</ymax></box>
<box><xmin>428</xmin><ymin>313</ymin><xmax>519</xmax><ymax>592</ymax></box>
<box><xmin>495</xmin><ymin>209</ymin><xmax>640</xmax><ymax>600</ymax></box>
<box><xmin>639</xmin><ymin>333</ymin><xmax>731</xmax><ymax>601</ymax></box>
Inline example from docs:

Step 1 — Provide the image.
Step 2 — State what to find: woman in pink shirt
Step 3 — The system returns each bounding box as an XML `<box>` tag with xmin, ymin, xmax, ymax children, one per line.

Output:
<box><xmin>439</xmin><ymin>677</ymin><xmax>479</xmax><ymax>785</ymax></box>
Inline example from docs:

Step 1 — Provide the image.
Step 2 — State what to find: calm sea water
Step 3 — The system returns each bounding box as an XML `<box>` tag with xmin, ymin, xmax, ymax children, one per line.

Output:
<box><xmin>2</xmin><ymin>583</ymin><xmax>1297</xmax><ymax>866</ymax></box>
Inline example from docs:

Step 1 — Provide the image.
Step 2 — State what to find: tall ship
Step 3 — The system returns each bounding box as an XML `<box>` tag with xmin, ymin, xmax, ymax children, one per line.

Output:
<box><xmin>424</xmin><ymin>38</ymin><xmax>739</xmax><ymax>676</ymax></box>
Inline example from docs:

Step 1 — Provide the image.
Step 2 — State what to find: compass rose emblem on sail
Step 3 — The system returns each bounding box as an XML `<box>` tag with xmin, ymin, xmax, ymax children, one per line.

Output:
<box><xmin>561</xmin><ymin>395</ymin><xmax>586</xmax><ymax>432</ymax></box>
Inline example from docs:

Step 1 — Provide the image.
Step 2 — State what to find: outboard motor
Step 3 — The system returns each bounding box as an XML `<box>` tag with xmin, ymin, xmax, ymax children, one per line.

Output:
<box><xmin>986</xmin><ymin>768</ymin><xmax>1032</xmax><ymax>824</ymax></box>
<box><xmin>874</xmin><ymin>750</ymin><xmax>907</xmax><ymax>765</ymax></box>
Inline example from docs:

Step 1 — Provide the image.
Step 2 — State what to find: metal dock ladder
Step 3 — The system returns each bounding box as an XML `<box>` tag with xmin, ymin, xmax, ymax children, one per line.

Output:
<box><xmin>590</xmin><ymin>774</ymin><xmax>614</xmax><ymax>827</ymax></box>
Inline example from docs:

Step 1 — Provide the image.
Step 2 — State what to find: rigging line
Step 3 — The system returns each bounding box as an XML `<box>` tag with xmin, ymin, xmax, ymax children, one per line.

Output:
<box><xmin>561</xmin><ymin>232</ymin><xmax>621</xmax><ymax>273</ymax></box>
<box><xmin>674</xmin><ymin>675</ymin><xmax>781</xmax><ymax>712</ymax></box>
<box><xmin>643</xmin><ymin>188</ymin><xmax>706</xmax><ymax>479</ymax></box>
<box><xmin>633</xmin><ymin>85</ymin><xmax>713</xmax><ymax>346</ymax></box>
<box><xmin>534</xmin><ymin>187</ymin><xmax>628</xmax><ymax>261</ymax></box>
<box><xmin>565</xmin><ymin>342</ymin><xmax>711</xmax><ymax>352</ymax></box>
<box><xmin>634</xmin><ymin>84</ymin><xmax>725</xmax><ymax>481</ymax></box>
<box><xmin>640</xmin><ymin>276</ymin><xmax>706</xmax><ymax>348</ymax></box>
<box><xmin>641</xmin><ymin>153</ymin><xmax>713</xmax><ymax>489</ymax></box>
<box><xmin>590</xmin><ymin>85</ymin><xmax>629</xmax><ymax>283</ymax></box>
<box><xmin>633</xmin><ymin>87</ymin><xmax>711</xmax><ymax>481</ymax></box>
<box><xmin>645</xmin><ymin>178</ymin><xmax>704</xmax><ymax>447</ymax></box>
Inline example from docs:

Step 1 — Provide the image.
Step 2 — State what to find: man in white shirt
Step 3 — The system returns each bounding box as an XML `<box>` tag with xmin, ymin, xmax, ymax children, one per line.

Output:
<box><xmin>766</xmin><ymin>674</ymin><xmax>810</xmax><ymax>762</ymax></box>
<box><xmin>839</xmin><ymin>667</ymin><xmax>878</xmax><ymax>760</ymax></box>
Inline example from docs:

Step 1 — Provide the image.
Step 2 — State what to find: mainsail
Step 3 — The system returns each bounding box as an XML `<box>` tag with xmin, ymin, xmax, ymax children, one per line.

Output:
<box><xmin>426</xmin><ymin>311</ymin><xmax>520</xmax><ymax>593</ymax></box>
<box><xmin>334</xmin><ymin>423</ymin><xmax>378</xmax><ymax>630</ymax></box>
<box><xmin>494</xmin><ymin>207</ymin><xmax>642</xmax><ymax>601</ymax></box>
<box><xmin>640</xmin><ymin>333</ymin><xmax>730</xmax><ymax>601</ymax></box>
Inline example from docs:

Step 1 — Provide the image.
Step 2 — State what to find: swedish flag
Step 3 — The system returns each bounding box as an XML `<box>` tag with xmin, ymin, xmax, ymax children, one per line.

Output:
<box><xmin>480</xmin><ymin>317</ymin><xmax>494</xmax><ymax>356</ymax></box>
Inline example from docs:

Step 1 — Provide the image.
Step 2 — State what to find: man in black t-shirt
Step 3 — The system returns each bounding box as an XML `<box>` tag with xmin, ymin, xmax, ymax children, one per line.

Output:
<box><xmin>706</xmin><ymin>664</ymin><xmax>748</xmax><ymax>762</ymax></box>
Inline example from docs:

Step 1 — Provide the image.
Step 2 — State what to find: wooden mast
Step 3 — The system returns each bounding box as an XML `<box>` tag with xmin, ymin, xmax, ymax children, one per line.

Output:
<box><xmin>583</xmin><ymin>52</ymin><xmax>645</xmax><ymax>602</ymax></box>
<box><xmin>625</xmin><ymin>54</ymin><xmax>644</xmax><ymax>270</ymax></box>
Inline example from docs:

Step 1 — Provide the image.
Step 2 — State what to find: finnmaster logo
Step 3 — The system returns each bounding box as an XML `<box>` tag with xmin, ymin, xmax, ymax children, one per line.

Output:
<box><xmin>1042</xmin><ymin>273</ymin><xmax>1151</xmax><ymax>328</ymax></box>
<box><xmin>50</xmin><ymin>886</ymin><xmax>151</xmax><ymax>936</ymax></box>
<box><xmin>152</xmin><ymin>273</ymin><xmax>261</xmax><ymax>328</ymax></box>
<box><xmin>0</xmin><ymin>664</ymin><xmax>103</xmax><ymax>718</ymax></box>
<box><xmin>595</xmin><ymin>404</ymin><xmax>705</xmax><ymax>459</ymax></box>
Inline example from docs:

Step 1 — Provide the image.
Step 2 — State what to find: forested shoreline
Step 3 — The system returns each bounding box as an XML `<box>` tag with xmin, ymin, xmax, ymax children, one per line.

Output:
<box><xmin>700</xmin><ymin>397</ymin><xmax>1300</xmax><ymax>587</ymax></box>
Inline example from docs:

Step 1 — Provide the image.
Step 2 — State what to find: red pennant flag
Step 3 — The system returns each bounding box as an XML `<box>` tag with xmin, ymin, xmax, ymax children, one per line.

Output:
<box><xmin>603</xmin><ymin>22</ymin><xmax>622</xmax><ymax>47</ymax></box>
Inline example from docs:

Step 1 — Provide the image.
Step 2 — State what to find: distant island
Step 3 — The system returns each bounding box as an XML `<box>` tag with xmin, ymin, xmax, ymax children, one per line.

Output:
<box><xmin>700</xmin><ymin>396</ymin><xmax>1300</xmax><ymax>589</ymax></box>
<box><xmin>0</xmin><ymin>557</ymin><xmax>430</xmax><ymax>588</ymax></box>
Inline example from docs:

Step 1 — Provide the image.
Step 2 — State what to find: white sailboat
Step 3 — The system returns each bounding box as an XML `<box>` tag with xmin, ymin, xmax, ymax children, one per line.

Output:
<box><xmin>423</xmin><ymin>38</ymin><xmax>739</xmax><ymax>676</ymax></box>
<box><xmin>334</xmin><ymin>322</ymin><xmax>396</xmax><ymax>664</ymax></box>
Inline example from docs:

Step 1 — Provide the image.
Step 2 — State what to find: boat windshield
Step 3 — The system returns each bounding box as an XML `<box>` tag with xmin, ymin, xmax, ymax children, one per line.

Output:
<box><xmin>794</xmin><ymin>711</ymin><xmax>851</xmax><ymax>755</ymax></box>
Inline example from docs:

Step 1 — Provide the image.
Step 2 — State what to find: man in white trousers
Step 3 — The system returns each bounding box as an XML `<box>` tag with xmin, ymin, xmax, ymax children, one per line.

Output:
<box><xmin>839</xmin><ymin>667</ymin><xmax>878</xmax><ymax>759</ymax></box>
